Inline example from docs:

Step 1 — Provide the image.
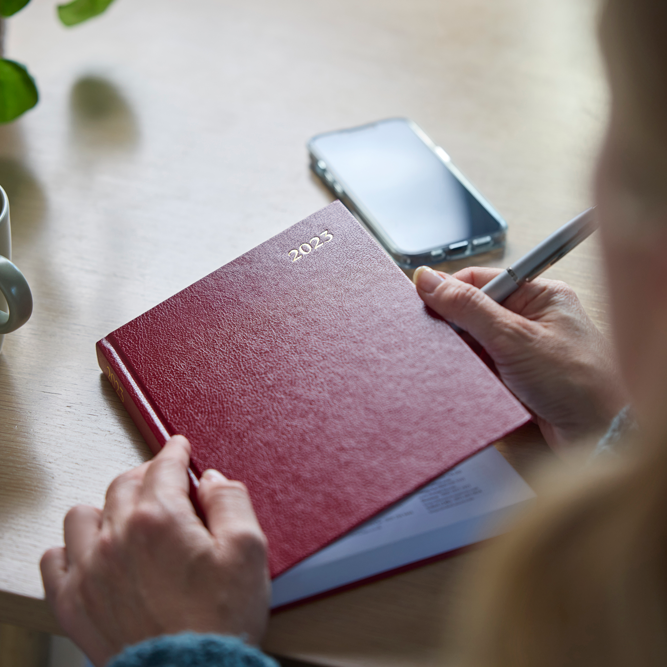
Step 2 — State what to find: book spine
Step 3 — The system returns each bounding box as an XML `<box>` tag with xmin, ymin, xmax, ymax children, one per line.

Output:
<box><xmin>96</xmin><ymin>338</ymin><xmax>203</xmax><ymax>505</ymax></box>
<box><xmin>96</xmin><ymin>337</ymin><xmax>170</xmax><ymax>456</ymax></box>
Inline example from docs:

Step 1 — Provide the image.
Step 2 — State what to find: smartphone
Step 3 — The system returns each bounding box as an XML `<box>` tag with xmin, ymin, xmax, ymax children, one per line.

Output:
<box><xmin>308</xmin><ymin>118</ymin><xmax>506</xmax><ymax>268</ymax></box>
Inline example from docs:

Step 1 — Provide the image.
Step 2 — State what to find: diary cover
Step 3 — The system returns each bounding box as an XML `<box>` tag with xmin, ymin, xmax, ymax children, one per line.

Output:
<box><xmin>97</xmin><ymin>201</ymin><xmax>530</xmax><ymax>577</ymax></box>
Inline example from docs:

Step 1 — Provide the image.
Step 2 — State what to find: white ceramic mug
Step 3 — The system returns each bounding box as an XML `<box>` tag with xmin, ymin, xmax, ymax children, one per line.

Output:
<box><xmin>0</xmin><ymin>185</ymin><xmax>32</xmax><ymax>351</ymax></box>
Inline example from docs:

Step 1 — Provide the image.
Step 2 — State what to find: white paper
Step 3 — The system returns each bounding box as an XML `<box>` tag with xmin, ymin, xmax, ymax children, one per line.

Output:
<box><xmin>271</xmin><ymin>446</ymin><xmax>535</xmax><ymax>608</ymax></box>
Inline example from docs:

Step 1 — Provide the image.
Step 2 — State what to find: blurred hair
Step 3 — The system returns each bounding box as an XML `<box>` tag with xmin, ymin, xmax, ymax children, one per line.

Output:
<box><xmin>601</xmin><ymin>0</ymin><xmax>667</xmax><ymax>146</ymax></box>
<box><xmin>598</xmin><ymin>0</ymin><xmax>667</xmax><ymax>208</ymax></box>
<box><xmin>451</xmin><ymin>4</ymin><xmax>667</xmax><ymax>664</ymax></box>
<box><xmin>454</xmin><ymin>443</ymin><xmax>667</xmax><ymax>667</ymax></box>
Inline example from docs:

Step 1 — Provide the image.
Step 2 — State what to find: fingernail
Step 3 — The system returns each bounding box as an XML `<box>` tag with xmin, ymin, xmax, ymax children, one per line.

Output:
<box><xmin>413</xmin><ymin>266</ymin><xmax>445</xmax><ymax>294</ymax></box>
<box><xmin>202</xmin><ymin>469</ymin><xmax>227</xmax><ymax>482</ymax></box>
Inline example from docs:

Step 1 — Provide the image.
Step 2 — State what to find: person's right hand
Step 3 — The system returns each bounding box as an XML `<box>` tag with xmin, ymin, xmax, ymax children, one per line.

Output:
<box><xmin>413</xmin><ymin>266</ymin><xmax>628</xmax><ymax>454</ymax></box>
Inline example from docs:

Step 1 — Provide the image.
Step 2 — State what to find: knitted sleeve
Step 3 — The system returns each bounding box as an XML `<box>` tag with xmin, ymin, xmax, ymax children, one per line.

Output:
<box><xmin>107</xmin><ymin>633</ymin><xmax>280</xmax><ymax>667</ymax></box>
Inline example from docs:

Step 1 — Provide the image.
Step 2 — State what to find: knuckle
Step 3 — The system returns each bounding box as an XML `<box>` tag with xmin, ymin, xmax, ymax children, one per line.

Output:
<box><xmin>106</xmin><ymin>469</ymin><xmax>140</xmax><ymax>499</ymax></box>
<box><xmin>130</xmin><ymin>503</ymin><xmax>171</xmax><ymax>534</ymax></box>
<box><xmin>95</xmin><ymin>529</ymin><xmax>119</xmax><ymax>564</ymax></box>
<box><xmin>64</xmin><ymin>505</ymin><xmax>86</xmax><ymax>526</ymax></box>
<box><xmin>205</xmin><ymin>479</ymin><xmax>250</xmax><ymax>504</ymax></box>
<box><xmin>151</xmin><ymin>454</ymin><xmax>184</xmax><ymax>478</ymax></box>
<box><xmin>539</xmin><ymin>278</ymin><xmax>577</xmax><ymax>301</ymax></box>
<box><xmin>227</xmin><ymin>482</ymin><xmax>253</xmax><ymax>510</ymax></box>
<box><xmin>445</xmin><ymin>282</ymin><xmax>484</xmax><ymax>316</ymax></box>
<box><xmin>40</xmin><ymin>547</ymin><xmax>62</xmax><ymax>575</ymax></box>
<box><xmin>549</xmin><ymin>279</ymin><xmax>575</xmax><ymax>297</ymax></box>
<box><xmin>228</xmin><ymin>524</ymin><xmax>268</xmax><ymax>557</ymax></box>
<box><xmin>542</xmin><ymin>279</ymin><xmax>585</xmax><ymax>314</ymax></box>
<box><xmin>88</xmin><ymin>532</ymin><xmax>126</xmax><ymax>586</ymax></box>
<box><xmin>225</xmin><ymin>479</ymin><xmax>250</xmax><ymax>495</ymax></box>
<box><xmin>40</xmin><ymin>547</ymin><xmax>56</xmax><ymax>566</ymax></box>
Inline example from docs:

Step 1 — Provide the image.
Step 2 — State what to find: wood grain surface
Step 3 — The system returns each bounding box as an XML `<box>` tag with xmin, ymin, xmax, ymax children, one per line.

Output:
<box><xmin>0</xmin><ymin>0</ymin><xmax>607</xmax><ymax>665</ymax></box>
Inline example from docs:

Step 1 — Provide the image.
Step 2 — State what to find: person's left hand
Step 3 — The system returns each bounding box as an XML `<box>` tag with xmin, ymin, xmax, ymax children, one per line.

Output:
<box><xmin>40</xmin><ymin>435</ymin><xmax>270</xmax><ymax>667</ymax></box>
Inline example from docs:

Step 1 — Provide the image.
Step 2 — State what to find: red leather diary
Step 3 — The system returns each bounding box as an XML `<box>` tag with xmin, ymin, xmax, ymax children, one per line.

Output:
<box><xmin>97</xmin><ymin>202</ymin><xmax>530</xmax><ymax>577</ymax></box>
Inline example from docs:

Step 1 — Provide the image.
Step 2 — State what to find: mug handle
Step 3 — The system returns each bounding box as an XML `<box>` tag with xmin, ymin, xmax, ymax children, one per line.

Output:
<box><xmin>0</xmin><ymin>255</ymin><xmax>32</xmax><ymax>334</ymax></box>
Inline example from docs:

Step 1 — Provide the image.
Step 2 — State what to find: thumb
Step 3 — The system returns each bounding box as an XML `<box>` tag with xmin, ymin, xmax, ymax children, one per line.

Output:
<box><xmin>413</xmin><ymin>266</ymin><xmax>525</xmax><ymax>353</ymax></box>
<box><xmin>142</xmin><ymin>435</ymin><xmax>192</xmax><ymax>509</ymax></box>
<box><xmin>197</xmin><ymin>470</ymin><xmax>265</xmax><ymax>544</ymax></box>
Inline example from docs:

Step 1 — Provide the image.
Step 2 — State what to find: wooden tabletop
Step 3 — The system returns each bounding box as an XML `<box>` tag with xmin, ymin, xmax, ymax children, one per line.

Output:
<box><xmin>0</xmin><ymin>0</ymin><xmax>607</xmax><ymax>664</ymax></box>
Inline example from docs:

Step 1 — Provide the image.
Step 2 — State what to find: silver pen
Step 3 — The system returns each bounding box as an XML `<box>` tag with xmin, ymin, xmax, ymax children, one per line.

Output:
<box><xmin>481</xmin><ymin>208</ymin><xmax>598</xmax><ymax>303</ymax></box>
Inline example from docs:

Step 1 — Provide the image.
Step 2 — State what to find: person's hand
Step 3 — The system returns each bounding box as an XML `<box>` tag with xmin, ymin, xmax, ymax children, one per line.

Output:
<box><xmin>413</xmin><ymin>266</ymin><xmax>628</xmax><ymax>453</ymax></box>
<box><xmin>40</xmin><ymin>435</ymin><xmax>270</xmax><ymax>667</ymax></box>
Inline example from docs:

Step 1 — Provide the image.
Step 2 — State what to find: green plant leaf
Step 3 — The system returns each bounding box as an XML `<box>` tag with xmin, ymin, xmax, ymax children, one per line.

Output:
<box><xmin>0</xmin><ymin>0</ymin><xmax>31</xmax><ymax>18</ymax></box>
<box><xmin>57</xmin><ymin>0</ymin><xmax>116</xmax><ymax>26</ymax></box>
<box><xmin>0</xmin><ymin>59</ymin><xmax>38</xmax><ymax>123</ymax></box>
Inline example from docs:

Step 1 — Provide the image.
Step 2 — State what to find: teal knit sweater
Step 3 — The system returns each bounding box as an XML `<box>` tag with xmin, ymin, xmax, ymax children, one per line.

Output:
<box><xmin>107</xmin><ymin>633</ymin><xmax>278</xmax><ymax>667</ymax></box>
